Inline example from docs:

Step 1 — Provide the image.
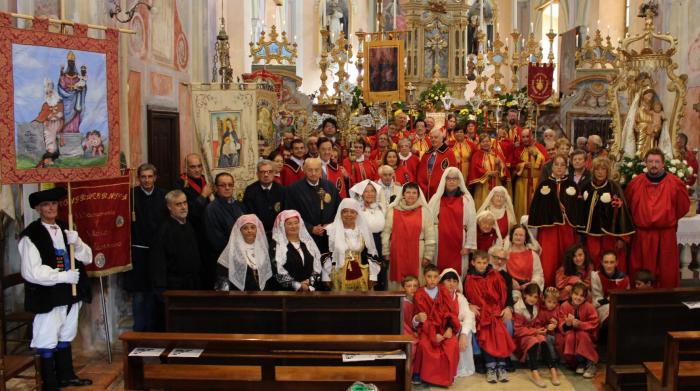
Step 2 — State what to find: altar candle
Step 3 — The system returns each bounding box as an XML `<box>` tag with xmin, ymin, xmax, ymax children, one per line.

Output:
<box><xmin>480</xmin><ymin>0</ymin><xmax>484</xmax><ymax>32</ymax></box>
<box><xmin>497</xmin><ymin>23</ymin><xmax>500</xmax><ymax>33</ymax></box>
<box><xmin>607</xmin><ymin>25</ymin><xmax>611</xmax><ymax>37</ymax></box>
<box><xmin>549</xmin><ymin>3</ymin><xmax>554</xmax><ymax>31</ymax></box>
<box><xmin>531</xmin><ymin>22</ymin><xmax>534</xmax><ymax>33</ymax></box>
<box><xmin>393</xmin><ymin>0</ymin><xmax>397</xmax><ymax>30</ymax></box>
<box><xmin>512</xmin><ymin>0</ymin><xmax>518</xmax><ymax>30</ymax></box>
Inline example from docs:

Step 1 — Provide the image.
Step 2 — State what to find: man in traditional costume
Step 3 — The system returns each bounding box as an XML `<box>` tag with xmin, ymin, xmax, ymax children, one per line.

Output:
<box><xmin>451</xmin><ymin>127</ymin><xmax>476</xmax><ymax>183</ymax></box>
<box><xmin>469</xmin><ymin>133</ymin><xmax>508</xmax><ymax>210</ymax></box>
<box><xmin>19</xmin><ymin>187</ymin><xmax>93</xmax><ymax>390</ymax></box>
<box><xmin>280</xmin><ymin>138</ymin><xmax>306</xmax><ymax>186</ymax></box>
<box><xmin>126</xmin><ymin>163</ymin><xmax>168</xmax><ymax>332</ymax></box>
<box><xmin>284</xmin><ymin>158</ymin><xmax>341</xmax><ymax>253</ymax></box>
<box><xmin>343</xmin><ymin>138</ymin><xmax>378</xmax><ymax>186</ymax></box>
<box><xmin>412</xmin><ymin>119</ymin><xmax>431</xmax><ymax>159</ymax></box>
<box><xmin>417</xmin><ymin>129</ymin><xmax>457</xmax><ymax>199</ymax></box>
<box><xmin>625</xmin><ymin>148</ymin><xmax>689</xmax><ymax>288</ymax></box>
<box><xmin>243</xmin><ymin>160</ymin><xmax>285</xmax><ymax>236</ymax></box>
<box><xmin>317</xmin><ymin>137</ymin><xmax>348</xmax><ymax>198</ymax></box>
<box><xmin>428</xmin><ymin>167</ymin><xmax>477</xmax><ymax>275</ymax></box>
<box><xmin>512</xmin><ymin>128</ymin><xmax>548</xmax><ymax>220</ymax></box>
<box><xmin>506</xmin><ymin>109</ymin><xmax>522</xmax><ymax>145</ymax></box>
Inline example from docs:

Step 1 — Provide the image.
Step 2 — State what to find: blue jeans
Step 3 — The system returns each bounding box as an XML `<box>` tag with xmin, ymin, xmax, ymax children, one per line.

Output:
<box><xmin>473</xmin><ymin>318</ymin><xmax>514</xmax><ymax>355</ymax></box>
<box><xmin>132</xmin><ymin>291</ymin><xmax>156</xmax><ymax>331</ymax></box>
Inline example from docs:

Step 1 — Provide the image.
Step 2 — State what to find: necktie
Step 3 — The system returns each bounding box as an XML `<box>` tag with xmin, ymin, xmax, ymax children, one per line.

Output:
<box><xmin>322</xmin><ymin>167</ymin><xmax>328</xmax><ymax>180</ymax></box>
<box><xmin>427</xmin><ymin>152</ymin><xmax>437</xmax><ymax>174</ymax></box>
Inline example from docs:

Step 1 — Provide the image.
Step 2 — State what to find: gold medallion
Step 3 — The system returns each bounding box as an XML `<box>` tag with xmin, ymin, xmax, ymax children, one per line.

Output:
<box><xmin>324</xmin><ymin>193</ymin><xmax>332</xmax><ymax>204</ymax></box>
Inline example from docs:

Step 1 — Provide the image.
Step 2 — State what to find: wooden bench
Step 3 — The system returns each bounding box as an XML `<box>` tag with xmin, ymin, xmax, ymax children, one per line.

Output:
<box><xmin>605</xmin><ymin>288</ymin><xmax>700</xmax><ymax>391</ymax></box>
<box><xmin>1</xmin><ymin>272</ymin><xmax>33</xmax><ymax>355</ymax></box>
<box><xmin>164</xmin><ymin>290</ymin><xmax>404</xmax><ymax>335</ymax></box>
<box><xmin>121</xmin><ymin>332</ymin><xmax>412</xmax><ymax>391</ymax></box>
<box><xmin>643</xmin><ymin>331</ymin><xmax>700</xmax><ymax>391</ymax></box>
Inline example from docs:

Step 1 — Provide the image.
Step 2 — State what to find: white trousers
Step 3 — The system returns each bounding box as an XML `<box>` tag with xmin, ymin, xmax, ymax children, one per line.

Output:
<box><xmin>30</xmin><ymin>302</ymin><xmax>82</xmax><ymax>349</ymax></box>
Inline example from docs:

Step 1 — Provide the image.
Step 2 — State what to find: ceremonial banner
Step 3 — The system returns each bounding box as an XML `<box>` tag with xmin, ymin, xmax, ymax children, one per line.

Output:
<box><xmin>0</xmin><ymin>13</ymin><xmax>121</xmax><ymax>183</ymax></box>
<box><xmin>528</xmin><ymin>63</ymin><xmax>554</xmax><ymax>104</ymax></box>
<box><xmin>57</xmin><ymin>175</ymin><xmax>131</xmax><ymax>277</ymax></box>
<box><xmin>363</xmin><ymin>39</ymin><xmax>405</xmax><ymax>104</ymax></box>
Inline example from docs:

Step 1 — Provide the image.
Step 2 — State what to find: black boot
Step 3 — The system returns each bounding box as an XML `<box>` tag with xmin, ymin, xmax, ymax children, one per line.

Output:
<box><xmin>55</xmin><ymin>343</ymin><xmax>93</xmax><ymax>387</ymax></box>
<box><xmin>474</xmin><ymin>354</ymin><xmax>486</xmax><ymax>374</ymax></box>
<box><xmin>39</xmin><ymin>354</ymin><xmax>60</xmax><ymax>391</ymax></box>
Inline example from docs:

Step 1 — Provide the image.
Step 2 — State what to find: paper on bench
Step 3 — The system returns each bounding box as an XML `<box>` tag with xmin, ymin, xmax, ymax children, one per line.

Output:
<box><xmin>168</xmin><ymin>348</ymin><xmax>204</xmax><ymax>358</ymax></box>
<box><xmin>682</xmin><ymin>301</ymin><xmax>700</xmax><ymax>309</ymax></box>
<box><xmin>129</xmin><ymin>348</ymin><xmax>165</xmax><ymax>357</ymax></box>
<box><xmin>342</xmin><ymin>352</ymin><xmax>406</xmax><ymax>362</ymax></box>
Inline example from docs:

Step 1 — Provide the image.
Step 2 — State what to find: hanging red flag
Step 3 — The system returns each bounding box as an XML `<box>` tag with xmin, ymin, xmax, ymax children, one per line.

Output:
<box><xmin>528</xmin><ymin>63</ymin><xmax>554</xmax><ymax>104</ymax></box>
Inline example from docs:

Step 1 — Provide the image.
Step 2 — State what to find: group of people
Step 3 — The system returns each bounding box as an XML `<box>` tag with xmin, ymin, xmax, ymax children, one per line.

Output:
<box><xmin>19</xmin><ymin>110</ymin><xmax>691</xmax><ymax>389</ymax></box>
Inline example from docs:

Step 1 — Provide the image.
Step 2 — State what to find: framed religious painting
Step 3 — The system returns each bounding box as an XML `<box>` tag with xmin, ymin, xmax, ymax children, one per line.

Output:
<box><xmin>363</xmin><ymin>39</ymin><xmax>405</xmax><ymax>104</ymax></box>
<box><xmin>0</xmin><ymin>13</ymin><xmax>121</xmax><ymax>183</ymax></box>
<box><xmin>210</xmin><ymin>111</ymin><xmax>243</xmax><ymax>169</ymax></box>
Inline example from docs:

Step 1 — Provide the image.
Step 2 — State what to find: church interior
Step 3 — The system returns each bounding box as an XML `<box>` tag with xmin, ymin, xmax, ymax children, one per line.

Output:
<box><xmin>0</xmin><ymin>0</ymin><xmax>700</xmax><ymax>390</ymax></box>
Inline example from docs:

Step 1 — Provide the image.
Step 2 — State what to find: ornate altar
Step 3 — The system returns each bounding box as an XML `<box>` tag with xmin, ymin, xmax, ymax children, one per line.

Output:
<box><xmin>607</xmin><ymin>8</ymin><xmax>687</xmax><ymax>160</ymax></box>
<box><xmin>559</xmin><ymin>29</ymin><xmax>617</xmax><ymax>143</ymax></box>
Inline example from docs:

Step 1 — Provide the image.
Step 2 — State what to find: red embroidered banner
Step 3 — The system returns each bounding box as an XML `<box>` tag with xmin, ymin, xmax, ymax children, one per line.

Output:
<box><xmin>527</xmin><ymin>63</ymin><xmax>554</xmax><ymax>104</ymax></box>
<box><xmin>0</xmin><ymin>12</ymin><xmax>120</xmax><ymax>183</ymax></box>
<box><xmin>57</xmin><ymin>175</ymin><xmax>131</xmax><ymax>277</ymax></box>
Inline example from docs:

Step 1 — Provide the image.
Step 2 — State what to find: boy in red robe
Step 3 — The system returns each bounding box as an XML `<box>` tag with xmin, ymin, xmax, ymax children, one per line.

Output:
<box><xmin>280</xmin><ymin>139</ymin><xmax>306</xmax><ymax>186</ymax></box>
<box><xmin>625</xmin><ymin>148</ymin><xmax>690</xmax><ymax>288</ymax></box>
<box><xmin>558</xmin><ymin>282</ymin><xmax>599</xmax><ymax>379</ymax></box>
<box><xmin>465</xmin><ymin>251</ymin><xmax>516</xmax><ymax>384</ymax></box>
<box><xmin>412</xmin><ymin>265</ymin><xmax>461</xmax><ymax>387</ymax></box>
<box><xmin>417</xmin><ymin>129</ymin><xmax>457</xmax><ymax>199</ymax></box>
<box><xmin>342</xmin><ymin>138</ymin><xmax>378</xmax><ymax>186</ymax></box>
<box><xmin>402</xmin><ymin>275</ymin><xmax>419</xmax><ymax>359</ymax></box>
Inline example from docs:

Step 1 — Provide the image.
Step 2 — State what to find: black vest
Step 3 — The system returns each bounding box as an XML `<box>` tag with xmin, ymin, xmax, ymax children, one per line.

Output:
<box><xmin>20</xmin><ymin>220</ymin><xmax>92</xmax><ymax>314</ymax></box>
<box><xmin>283</xmin><ymin>242</ymin><xmax>315</xmax><ymax>283</ymax></box>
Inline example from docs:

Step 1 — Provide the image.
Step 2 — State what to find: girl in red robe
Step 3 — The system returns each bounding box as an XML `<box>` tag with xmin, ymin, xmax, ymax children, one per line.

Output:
<box><xmin>528</xmin><ymin>154</ymin><xmax>583</xmax><ymax>287</ymax></box>
<box><xmin>427</xmin><ymin>167</ymin><xmax>477</xmax><ymax>275</ymax></box>
<box><xmin>505</xmin><ymin>225</ymin><xmax>544</xmax><ymax>303</ymax></box>
<box><xmin>555</xmin><ymin>244</ymin><xmax>593</xmax><ymax>303</ymax></box>
<box><xmin>477</xmin><ymin>186</ymin><xmax>516</xmax><ymax>242</ymax></box>
<box><xmin>536</xmin><ymin>287</ymin><xmax>563</xmax><ymax>385</ymax></box>
<box><xmin>558</xmin><ymin>282</ymin><xmax>600</xmax><ymax>378</ymax></box>
<box><xmin>591</xmin><ymin>251</ymin><xmax>630</xmax><ymax>325</ymax></box>
<box><xmin>514</xmin><ymin>284</ymin><xmax>560</xmax><ymax>387</ymax></box>
<box><xmin>465</xmin><ymin>251</ymin><xmax>516</xmax><ymax>384</ymax></box>
<box><xmin>412</xmin><ymin>265</ymin><xmax>461</xmax><ymax>387</ymax></box>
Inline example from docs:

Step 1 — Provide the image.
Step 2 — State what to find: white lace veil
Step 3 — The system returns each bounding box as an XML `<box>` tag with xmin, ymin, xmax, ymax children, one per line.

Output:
<box><xmin>217</xmin><ymin>214</ymin><xmax>272</xmax><ymax>290</ymax></box>
<box><xmin>476</xmin><ymin>185</ymin><xmax>516</xmax><ymax>228</ymax></box>
<box><xmin>272</xmin><ymin>210</ymin><xmax>322</xmax><ymax>275</ymax></box>
<box><xmin>326</xmin><ymin>198</ymin><xmax>378</xmax><ymax>271</ymax></box>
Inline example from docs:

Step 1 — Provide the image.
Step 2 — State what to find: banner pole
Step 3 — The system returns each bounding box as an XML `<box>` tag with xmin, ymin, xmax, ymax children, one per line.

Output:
<box><xmin>67</xmin><ymin>182</ymin><xmax>77</xmax><ymax>297</ymax></box>
<box><xmin>99</xmin><ymin>276</ymin><xmax>112</xmax><ymax>363</ymax></box>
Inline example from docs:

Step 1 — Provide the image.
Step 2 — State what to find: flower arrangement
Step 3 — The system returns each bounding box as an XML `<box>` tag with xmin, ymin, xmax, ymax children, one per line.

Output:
<box><xmin>618</xmin><ymin>155</ymin><xmax>695</xmax><ymax>189</ymax></box>
<box><xmin>351</xmin><ymin>85</ymin><xmax>366</xmax><ymax>110</ymax></box>
<box><xmin>457</xmin><ymin>107</ymin><xmax>486</xmax><ymax>129</ymax></box>
<box><xmin>495</xmin><ymin>88</ymin><xmax>529</xmax><ymax>116</ymax></box>
<box><xmin>419</xmin><ymin>81</ymin><xmax>448</xmax><ymax>111</ymax></box>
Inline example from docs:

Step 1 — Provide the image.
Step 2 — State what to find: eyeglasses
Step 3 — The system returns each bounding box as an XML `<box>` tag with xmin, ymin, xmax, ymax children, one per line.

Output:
<box><xmin>445</xmin><ymin>177</ymin><xmax>460</xmax><ymax>181</ymax></box>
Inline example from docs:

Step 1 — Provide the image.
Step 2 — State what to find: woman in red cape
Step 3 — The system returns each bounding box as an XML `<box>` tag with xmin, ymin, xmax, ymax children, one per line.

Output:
<box><xmin>528</xmin><ymin>154</ymin><xmax>583</xmax><ymax>287</ymax></box>
<box><xmin>413</xmin><ymin>267</ymin><xmax>461</xmax><ymax>387</ymax></box>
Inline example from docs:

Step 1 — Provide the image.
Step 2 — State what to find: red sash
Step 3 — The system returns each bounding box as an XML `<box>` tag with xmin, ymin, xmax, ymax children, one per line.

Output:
<box><xmin>390</xmin><ymin>208</ymin><xmax>423</xmax><ymax>282</ymax></box>
<box><xmin>508</xmin><ymin>249</ymin><xmax>534</xmax><ymax>283</ymax></box>
<box><xmin>180</xmin><ymin>174</ymin><xmax>206</xmax><ymax>194</ymax></box>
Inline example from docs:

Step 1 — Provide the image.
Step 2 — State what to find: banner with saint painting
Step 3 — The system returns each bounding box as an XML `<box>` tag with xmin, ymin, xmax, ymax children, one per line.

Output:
<box><xmin>0</xmin><ymin>13</ymin><xmax>120</xmax><ymax>183</ymax></box>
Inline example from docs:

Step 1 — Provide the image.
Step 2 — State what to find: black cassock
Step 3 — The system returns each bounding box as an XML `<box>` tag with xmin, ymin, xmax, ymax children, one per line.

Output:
<box><xmin>284</xmin><ymin>179</ymin><xmax>339</xmax><ymax>253</ymax></box>
<box><xmin>243</xmin><ymin>181</ymin><xmax>284</xmax><ymax>235</ymax></box>
<box><xmin>149</xmin><ymin>217</ymin><xmax>202</xmax><ymax>291</ymax></box>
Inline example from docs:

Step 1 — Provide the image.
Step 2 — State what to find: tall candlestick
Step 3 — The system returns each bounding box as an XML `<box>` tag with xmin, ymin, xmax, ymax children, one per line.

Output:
<box><xmin>530</xmin><ymin>22</ymin><xmax>534</xmax><ymax>33</ymax></box>
<box><xmin>497</xmin><ymin>23</ymin><xmax>500</xmax><ymax>33</ymax></box>
<box><xmin>550</xmin><ymin>3</ymin><xmax>553</xmax><ymax>31</ymax></box>
<box><xmin>393</xmin><ymin>0</ymin><xmax>397</xmax><ymax>30</ymax></box>
<box><xmin>512</xmin><ymin>0</ymin><xmax>518</xmax><ymax>30</ymax></box>
<box><xmin>480</xmin><ymin>0</ymin><xmax>484</xmax><ymax>32</ymax></box>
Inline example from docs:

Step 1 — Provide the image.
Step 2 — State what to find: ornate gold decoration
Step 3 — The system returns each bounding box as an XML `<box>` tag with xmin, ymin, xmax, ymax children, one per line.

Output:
<box><xmin>355</xmin><ymin>31</ymin><xmax>367</xmax><ymax>86</ymax></box>
<box><xmin>607</xmin><ymin>9</ymin><xmax>688</xmax><ymax>159</ymax></box>
<box><xmin>318</xmin><ymin>29</ymin><xmax>331</xmax><ymax>103</ymax></box>
<box><xmin>330</xmin><ymin>31</ymin><xmax>351</xmax><ymax>99</ymax></box>
<box><xmin>487</xmin><ymin>32</ymin><xmax>508</xmax><ymax>95</ymax></box>
<box><xmin>249</xmin><ymin>24</ymin><xmax>298</xmax><ymax>65</ymax></box>
<box><xmin>510</xmin><ymin>30</ymin><xmax>522</xmax><ymax>92</ymax></box>
<box><xmin>212</xmin><ymin>14</ymin><xmax>233</xmax><ymax>88</ymax></box>
<box><xmin>575</xmin><ymin>29</ymin><xmax>617</xmax><ymax>69</ymax></box>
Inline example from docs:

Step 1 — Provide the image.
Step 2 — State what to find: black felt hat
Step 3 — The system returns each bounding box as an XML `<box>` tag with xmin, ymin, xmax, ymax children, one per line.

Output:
<box><xmin>29</xmin><ymin>187</ymin><xmax>66</xmax><ymax>208</ymax></box>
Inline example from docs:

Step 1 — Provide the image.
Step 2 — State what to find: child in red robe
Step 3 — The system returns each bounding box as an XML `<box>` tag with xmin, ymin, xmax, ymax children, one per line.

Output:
<box><xmin>402</xmin><ymin>275</ymin><xmax>419</xmax><ymax>359</ymax></box>
<box><xmin>591</xmin><ymin>251</ymin><xmax>630</xmax><ymax>325</ymax></box>
<box><xmin>555</xmin><ymin>244</ymin><xmax>593</xmax><ymax>303</ymax></box>
<box><xmin>412</xmin><ymin>265</ymin><xmax>461</xmax><ymax>387</ymax></box>
<box><xmin>558</xmin><ymin>282</ymin><xmax>600</xmax><ymax>379</ymax></box>
<box><xmin>537</xmin><ymin>287</ymin><xmax>562</xmax><ymax>385</ymax></box>
<box><xmin>514</xmin><ymin>284</ymin><xmax>560</xmax><ymax>387</ymax></box>
<box><xmin>465</xmin><ymin>251</ymin><xmax>516</xmax><ymax>384</ymax></box>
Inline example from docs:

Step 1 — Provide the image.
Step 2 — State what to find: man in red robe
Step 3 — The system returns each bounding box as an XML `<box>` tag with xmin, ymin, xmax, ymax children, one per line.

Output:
<box><xmin>451</xmin><ymin>128</ymin><xmax>476</xmax><ymax>183</ymax></box>
<box><xmin>412</xmin><ymin>119</ymin><xmax>431</xmax><ymax>159</ymax></box>
<box><xmin>506</xmin><ymin>109</ymin><xmax>522</xmax><ymax>145</ymax></box>
<box><xmin>417</xmin><ymin>129</ymin><xmax>457</xmax><ymax>199</ymax></box>
<box><xmin>412</xmin><ymin>265</ymin><xmax>461</xmax><ymax>387</ymax></box>
<box><xmin>512</xmin><ymin>128</ymin><xmax>548</xmax><ymax>220</ymax></box>
<box><xmin>625</xmin><ymin>148</ymin><xmax>690</xmax><ymax>288</ymax></box>
<box><xmin>342</xmin><ymin>138</ymin><xmax>378</xmax><ymax>186</ymax></box>
<box><xmin>397</xmin><ymin>138</ymin><xmax>419</xmax><ymax>184</ymax></box>
<box><xmin>280</xmin><ymin>138</ymin><xmax>306</xmax><ymax>186</ymax></box>
<box><xmin>469</xmin><ymin>134</ymin><xmax>508</xmax><ymax>209</ymax></box>
<box><xmin>393</xmin><ymin>110</ymin><xmax>412</xmax><ymax>143</ymax></box>
<box><xmin>318</xmin><ymin>137</ymin><xmax>348</xmax><ymax>198</ymax></box>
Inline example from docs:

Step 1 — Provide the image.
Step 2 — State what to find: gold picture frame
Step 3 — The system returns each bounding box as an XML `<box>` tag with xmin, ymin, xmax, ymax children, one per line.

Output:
<box><xmin>363</xmin><ymin>39</ymin><xmax>405</xmax><ymax>104</ymax></box>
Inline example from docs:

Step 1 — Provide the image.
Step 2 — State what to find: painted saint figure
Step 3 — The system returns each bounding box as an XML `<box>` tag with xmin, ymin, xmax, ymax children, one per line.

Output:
<box><xmin>57</xmin><ymin>51</ymin><xmax>87</xmax><ymax>135</ymax></box>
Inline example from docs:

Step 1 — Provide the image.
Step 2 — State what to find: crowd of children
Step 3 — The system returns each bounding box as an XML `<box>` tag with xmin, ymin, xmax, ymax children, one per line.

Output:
<box><xmin>402</xmin><ymin>247</ymin><xmax>655</xmax><ymax>388</ymax></box>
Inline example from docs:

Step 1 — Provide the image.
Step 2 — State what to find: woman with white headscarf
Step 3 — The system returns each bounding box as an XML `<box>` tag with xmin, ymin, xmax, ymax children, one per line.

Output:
<box><xmin>439</xmin><ymin>268</ymin><xmax>477</xmax><ymax>378</ymax></box>
<box><xmin>477</xmin><ymin>186</ymin><xmax>516</xmax><ymax>243</ymax></box>
<box><xmin>216</xmin><ymin>214</ymin><xmax>275</xmax><ymax>291</ymax></box>
<box><xmin>382</xmin><ymin>182</ymin><xmax>436</xmax><ymax>290</ymax></box>
<box><xmin>271</xmin><ymin>210</ymin><xmax>322</xmax><ymax>291</ymax></box>
<box><xmin>350</xmin><ymin>179</ymin><xmax>387</xmax><ymax>289</ymax></box>
<box><xmin>428</xmin><ymin>167</ymin><xmax>477</xmax><ymax>276</ymax></box>
<box><xmin>323</xmin><ymin>198</ymin><xmax>381</xmax><ymax>291</ymax></box>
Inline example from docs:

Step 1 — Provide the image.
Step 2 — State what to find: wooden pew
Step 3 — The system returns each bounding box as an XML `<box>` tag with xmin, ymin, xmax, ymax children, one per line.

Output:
<box><xmin>164</xmin><ymin>291</ymin><xmax>404</xmax><ymax>335</ymax></box>
<box><xmin>643</xmin><ymin>331</ymin><xmax>700</xmax><ymax>391</ymax></box>
<box><xmin>605</xmin><ymin>288</ymin><xmax>700</xmax><ymax>391</ymax></box>
<box><xmin>120</xmin><ymin>332</ymin><xmax>412</xmax><ymax>391</ymax></box>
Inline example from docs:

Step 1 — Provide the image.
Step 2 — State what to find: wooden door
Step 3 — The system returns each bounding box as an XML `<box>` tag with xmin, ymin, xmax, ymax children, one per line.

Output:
<box><xmin>147</xmin><ymin>109</ymin><xmax>180</xmax><ymax>190</ymax></box>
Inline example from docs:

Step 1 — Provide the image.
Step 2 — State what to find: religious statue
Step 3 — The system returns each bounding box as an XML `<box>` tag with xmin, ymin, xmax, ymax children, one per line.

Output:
<box><xmin>620</xmin><ymin>75</ymin><xmax>671</xmax><ymax>158</ymax></box>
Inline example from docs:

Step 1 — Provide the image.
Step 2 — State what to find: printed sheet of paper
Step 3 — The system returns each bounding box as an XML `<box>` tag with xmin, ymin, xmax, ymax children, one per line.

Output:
<box><xmin>168</xmin><ymin>348</ymin><xmax>204</xmax><ymax>358</ymax></box>
<box><xmin>128</xmin><ymin>348</ymin><xmax>165</xmax><ymax>357</ymax></box>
